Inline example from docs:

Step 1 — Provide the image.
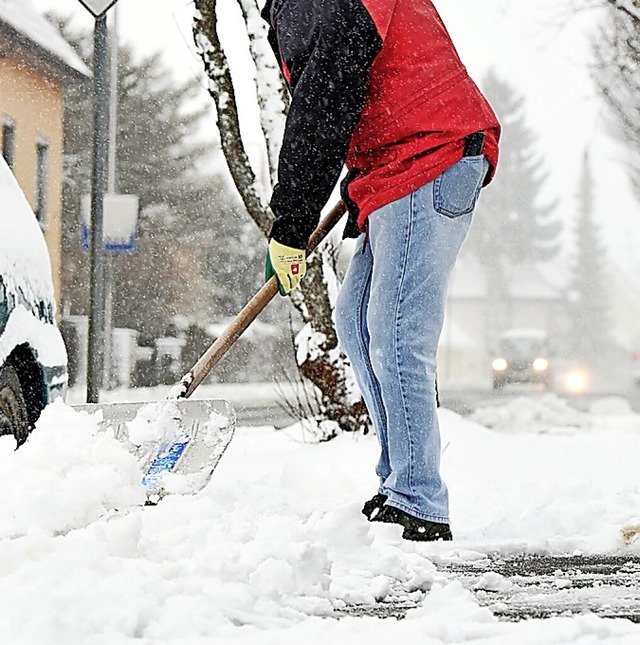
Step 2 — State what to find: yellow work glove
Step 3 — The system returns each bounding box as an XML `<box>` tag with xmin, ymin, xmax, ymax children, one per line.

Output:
<box><xmin>265</xmin><ymin>238</ymin><xmax>306</xmax><ymax>296</ymax></box>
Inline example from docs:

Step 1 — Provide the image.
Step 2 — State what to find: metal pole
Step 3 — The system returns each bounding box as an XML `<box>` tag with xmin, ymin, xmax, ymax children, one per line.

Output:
<box><xmin>107</xmin><ymin>5</ymin><xmax>118</xmax><ymax>192</ymax></box>
<box><xmin>87</xmin><ymin>14</ymin><xmax>110</xmax><ymax>403</ymax></box>
<box><xmin>104</xmin><ymin>4</ymin><xmax>118</xmax><ymax>389</ymax></box>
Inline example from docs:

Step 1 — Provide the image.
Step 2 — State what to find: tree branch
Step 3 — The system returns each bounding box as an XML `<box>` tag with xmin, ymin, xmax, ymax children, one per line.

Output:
<box><xmin>235</xmin><ymin>0</ymin><xmax>288</xmax><ymax>187</ymax></box>
<box><xmin>193</xmin><ymin>0</ymin><xmax>273</xmax><ymax>235</ymax></box>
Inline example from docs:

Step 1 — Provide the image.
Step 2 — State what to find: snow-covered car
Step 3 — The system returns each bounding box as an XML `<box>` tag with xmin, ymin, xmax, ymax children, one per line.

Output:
<box><xmin>0</xmin><ymin>156</ymin><xmax>67</xmax><ymax>446</ymax></box>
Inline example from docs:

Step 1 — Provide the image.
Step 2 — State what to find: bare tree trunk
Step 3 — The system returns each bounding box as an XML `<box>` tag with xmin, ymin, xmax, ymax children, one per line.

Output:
<box><xmin>193</xmin><ymin>0</ymin><xmax>271</xmax><ymax>235</ymax></box>
<box><xmin>235</xmin><ymin>0</ymin><xmax>289</xmax><ymax>185</ymax></box>
<box><xmin>292</xmin><ymin>252</ymin><xmax>370</xmax><ymax>433</ymax></box>
<box><xmin>605</xmin><ymin>0</ymin><xmax>640</xmax><ymax>21</ymax></box>
<box><xmin>192</xmin><ymin>0</ymin><xmax>370</xmax><ymax>434</ymax></box>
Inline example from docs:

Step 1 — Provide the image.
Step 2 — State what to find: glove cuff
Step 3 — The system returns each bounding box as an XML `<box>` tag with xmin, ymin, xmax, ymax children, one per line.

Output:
<box><xmin>268</xmin><ymin>215</ymin><xmax>316</xmax><ymax>250</ymax></box>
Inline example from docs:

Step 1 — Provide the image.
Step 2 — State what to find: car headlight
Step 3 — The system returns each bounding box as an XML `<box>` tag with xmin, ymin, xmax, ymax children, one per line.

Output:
<box><xmin>533</xmin><ymin>358</ymin><xmax>549</xmax><ymax>372</ymax></box>
<box><xmin>492</xmin><ymin>358</ymin><xmax>508</xmax><ymax>372</ymax></box>
<box><xmin>564</xmin><ymin>369</ymin><xmax>589</xmax><ymax>394</ymax></box>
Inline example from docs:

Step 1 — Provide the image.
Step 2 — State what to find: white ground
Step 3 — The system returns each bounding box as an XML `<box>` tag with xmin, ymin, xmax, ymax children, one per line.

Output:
<box><xmin>1</xmin><ymin>393</ymin><xmax>640</xmax><ymax>644</ymax></box>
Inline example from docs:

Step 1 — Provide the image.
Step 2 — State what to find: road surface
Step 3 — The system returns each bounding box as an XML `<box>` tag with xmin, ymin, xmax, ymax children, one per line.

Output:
<box><xmin>338</xmin><ymin>553</ymin><xmax>640</xmax><ymax>622</ymax></box>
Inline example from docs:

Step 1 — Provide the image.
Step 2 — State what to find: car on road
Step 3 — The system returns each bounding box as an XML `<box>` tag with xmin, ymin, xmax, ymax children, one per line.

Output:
<box><xmin>0</xmin><ymin>156</ymin><xmax>67</xmax><ymax>446</ymax></box>
<box><xmin>491</xmin><ymin>328</ymin><xmax>551</xmax><ymax>390</ymax></box>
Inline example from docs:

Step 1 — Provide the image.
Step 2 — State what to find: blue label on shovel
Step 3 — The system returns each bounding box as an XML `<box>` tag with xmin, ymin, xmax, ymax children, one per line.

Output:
<box><xmin>142</xmin><ymin>440</ymin><xmax>189</xmax><ymax>491</ymax></box>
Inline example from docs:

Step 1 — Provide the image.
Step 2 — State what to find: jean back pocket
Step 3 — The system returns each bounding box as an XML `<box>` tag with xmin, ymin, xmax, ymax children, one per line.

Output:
<box><xmin>433</xmin><ymin>156</ymin><xmax>489</xmax><ymax>218</ymax></box>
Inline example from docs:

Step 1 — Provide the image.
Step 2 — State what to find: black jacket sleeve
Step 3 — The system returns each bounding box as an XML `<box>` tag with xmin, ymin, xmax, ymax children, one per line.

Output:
<box><xmin>265</xmin><ymin>0</ymin><xmax>385</xmax><ymax>248</ymax></box>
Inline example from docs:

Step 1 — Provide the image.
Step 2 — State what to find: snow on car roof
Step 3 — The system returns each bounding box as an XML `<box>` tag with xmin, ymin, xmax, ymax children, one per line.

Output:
<box><xmin>0</xmin><ymin>0</ymin><xmax>90</xmax><ymax>77</ymax></box>
<box><xmin>0</xmin><ymin>156</ymin><xmax>56</xmax><ymax>307</ymax></box>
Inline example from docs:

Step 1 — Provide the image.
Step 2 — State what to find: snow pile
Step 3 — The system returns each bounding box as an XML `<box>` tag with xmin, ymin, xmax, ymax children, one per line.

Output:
<box><xmin>470</xmin><ymin>394</ymin><xmax>592</xmax><ymax>434</ymax></box>
<box><xmin>0</xmin><ymin>404</ymin><xmax>441</xmax><ymax>641</ymax></box>
<box><xmin>470</xmin><ymin>394</ymin><xmax>640</xmax><ymax>436</ymax></box>
<box><xmin>589</xmin><ymin>396</ymin><xmax>636</xmax><ymax>417</ymax></box>
<box><xmin>442</xmin><ymin>407</ymin><xmax>640</xmax><ymax>552</ymax></box>
<box><xmin>0</xmin><ymin>400</ymin><xmax>145</xmax><ymax>538</ymax></box>
<box><xmin>281</xmin><ymin>417</ymin><xmax>342</xmax><ymax>443</ymax></box>
<box><xmin>0</xmin><ymin>397</ymin><xmax>639</xmax><ymax>642</ymax></box>
<box><xmin>125</xmin><ymin>400</ymin><xmax>188</xmax><ymax>446</ymax></box>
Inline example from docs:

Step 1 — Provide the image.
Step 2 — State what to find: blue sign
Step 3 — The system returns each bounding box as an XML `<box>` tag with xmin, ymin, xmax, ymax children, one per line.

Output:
<box><xmin>81</xmin><ymin>223</ymin><xmax>136</xmax><ymax>253</ymax></box>
<box><xmin>81</xmin><ymin>193</ymin><xmax>138</xmax><ymax>253</ymax></box>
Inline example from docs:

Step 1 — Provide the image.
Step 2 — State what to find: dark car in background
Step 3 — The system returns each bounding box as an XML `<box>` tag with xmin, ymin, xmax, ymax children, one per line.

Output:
<box><xmin>0</xmin><ymin>157</ymin><xmax>67</xmax><ymax>446</ymax></box>
<box><xmin>492</xmin><ymin>328</ymin><xmax>551</xmax><ymax>391</ymax></box>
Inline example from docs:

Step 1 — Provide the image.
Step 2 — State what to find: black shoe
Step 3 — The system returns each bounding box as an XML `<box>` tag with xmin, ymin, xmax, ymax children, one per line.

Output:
<box><xmin>371</xmin><ymin>503</ymin><xmax>402</xmax><ymax>525</ymax></box>
<box><xmin>362</xmin><ymin>493</ymin><xmax>388</xmax><ymax>521</ymax></box>
<box><xmin>378</xmin><ymin>505</ymin><xmax>453</xmax><ymax>542</ymax></box>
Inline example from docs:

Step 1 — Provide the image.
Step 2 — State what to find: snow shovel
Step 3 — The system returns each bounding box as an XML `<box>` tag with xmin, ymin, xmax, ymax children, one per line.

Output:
<box><xmin>74</xmin><ymin>201</ymin><xmax>347</xmax><ymax>500</ymax></box>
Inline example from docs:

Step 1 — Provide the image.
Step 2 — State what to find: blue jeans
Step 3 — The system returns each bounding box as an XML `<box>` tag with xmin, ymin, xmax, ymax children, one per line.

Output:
<box><xmin>336</xmin><ymin>156</ymin><xmax>489</xmax><ymax>522</ymax></box>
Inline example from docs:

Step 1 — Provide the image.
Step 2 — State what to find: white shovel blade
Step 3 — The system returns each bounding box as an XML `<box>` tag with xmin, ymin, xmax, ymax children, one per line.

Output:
<box><xmin>73</xmin><ymin>399</ymin><xmax>236</xmax><ymax>498</ymax></box>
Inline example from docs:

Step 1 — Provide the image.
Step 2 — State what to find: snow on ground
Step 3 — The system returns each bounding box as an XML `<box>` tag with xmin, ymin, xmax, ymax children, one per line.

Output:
<box><xmin>1</xmin><ymin>394</ymin><xmax>640</xmax><ymax>643</ymax></box>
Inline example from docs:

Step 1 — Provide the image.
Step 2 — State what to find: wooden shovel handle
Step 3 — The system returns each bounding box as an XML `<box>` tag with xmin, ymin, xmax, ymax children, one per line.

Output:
<box><xmin>178</xmin><ymin>200</ymin><xmax>347</xmax><ymax>399</ymax></box>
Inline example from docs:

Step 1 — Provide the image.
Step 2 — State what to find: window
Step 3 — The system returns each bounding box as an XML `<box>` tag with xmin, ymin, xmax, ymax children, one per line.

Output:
<box><xmin>35</xmin><ymin>139</ymin><xmax>49</xmax><ymax>228</ymax></box>
<box><xmin>2</xmin><ymin>119</ymin><xmax>16</xmax><ymax>169</ymax></box>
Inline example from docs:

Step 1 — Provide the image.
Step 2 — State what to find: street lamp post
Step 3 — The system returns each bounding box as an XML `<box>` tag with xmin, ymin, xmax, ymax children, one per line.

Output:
<box><xmin>104</xmin><ymin>4</ymin><xmax>119</xmax><ymax>390</ymax></box>
<box><xmin>76</xmin><ymin>0</ymin><xmax>121</xmax><ymax>403</ymax></box>
<box><xmin>86</xmin><ymin>13</ymin><xmax>109</xmax><ymax>403</ymax></box>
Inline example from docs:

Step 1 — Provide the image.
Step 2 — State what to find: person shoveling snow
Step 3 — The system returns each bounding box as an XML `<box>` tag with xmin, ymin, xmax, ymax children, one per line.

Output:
<box><xmin>262</xmin><ymin>0</ymin><xmax>500</xmax><ymax>540</ymax></box>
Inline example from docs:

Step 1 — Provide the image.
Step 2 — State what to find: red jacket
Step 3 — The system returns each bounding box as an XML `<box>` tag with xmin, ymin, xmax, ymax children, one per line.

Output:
<box><xmin>263</xmin><ymin>0</ymin><xmax>500</xmax><ymax>246</ymax></box>
<box><xmin>346</xmin><ymin>0</ymin><xmax>500</xmax><ymax>229</ymax></box>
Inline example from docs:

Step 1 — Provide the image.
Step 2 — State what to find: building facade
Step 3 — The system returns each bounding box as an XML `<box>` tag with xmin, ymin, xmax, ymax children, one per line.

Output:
<box><xmin>0</xmin><ymin>0</ymin><xmax>89</xmax><ymax>306</ymax></box>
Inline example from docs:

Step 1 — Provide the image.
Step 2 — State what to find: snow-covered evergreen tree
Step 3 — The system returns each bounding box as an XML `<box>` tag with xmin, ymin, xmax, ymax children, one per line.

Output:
<box><xmin>466</xmin><ymin>71</ymin><xmax>560</xmax><ymax>267</ymax></box>
<box><xmin>567</xmin><ymin>152</ymin><xmax>613</xmax><ymax>361</ymax></box>
<box><xmin>463</xmin><ymin>71</ymin><xmax>561</xmax><ymax>345</ymax></box>
<box><xmin>52</xmin><ymin>17</ymin><xmax>262</xmax><ymax>340</ymax></box>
